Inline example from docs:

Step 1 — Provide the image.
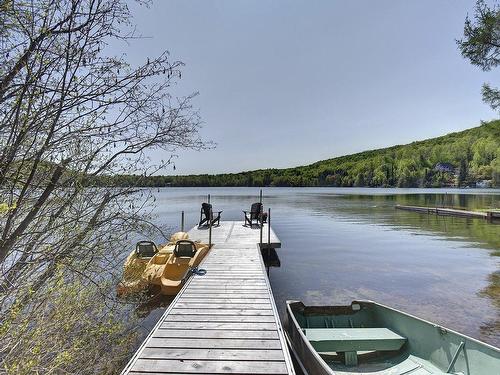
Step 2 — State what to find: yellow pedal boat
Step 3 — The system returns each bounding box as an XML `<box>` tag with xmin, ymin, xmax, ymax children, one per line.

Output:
<box><xmin>118</xmin><ymin>232</ymin><xmax>209</xmax><ymax>296</ymax></box>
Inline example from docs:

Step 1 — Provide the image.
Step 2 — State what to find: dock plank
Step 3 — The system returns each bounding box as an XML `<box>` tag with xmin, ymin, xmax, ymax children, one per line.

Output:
<box><xmin>159</xmin><ymin>322</ymin><xmax>277</xmax><ymax>330</ymax></box>
<box><xmin>148</xmin><ymin>338</ymin><xmax>283</xmax><ymax>349</ymax></box>
<box><xmin>181</xmin><ymin>293</ymin><xmax>270</xmax><ymax>297</ymax></box>
<box><xmin>139</xmin><ymin>348</ymin><xmax>285</xmax><ymax>361</ymax></box>
<box><xmin>164</xmin><ymin>314</ymin><xmax>277</xmax><ymax>323</ymax></box>
<box><xmin>153</xmin><ymin>329</ymin><xmax>279</xmax><ymax>339</ymax></box>
<box><xmin>170</xmin><ymin>308</ymin><xmax>274</xmax><ymax>316</ymax></box>
<box><xmin>177</xmin><ymin>298</ymin><xmax>271</xmax><ymax>304</ymax></box>
<box><xmin>174</xmin><ymin>303</ymin><xmax>272</xmax><ymax>309</ymax></box>
<box><xmin>181</xmin><ymin>294</ymin><xmax>270</xmax><ymax>299</ymax></box>
<box><xmin>131</xmin><ymin>359</ymin><xmax>288</xmax><ymax>374</ymax></box>
<box><xmin>178</xmin><ymin>287</ymin><xmax>268</xmax><ymax>292</ymax></box>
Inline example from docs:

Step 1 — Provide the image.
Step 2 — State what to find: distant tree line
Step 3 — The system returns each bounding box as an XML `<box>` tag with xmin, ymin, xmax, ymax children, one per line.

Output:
<box><xmin>101</xmin><ymin>120</ymin><xmax>500</xmax><ymax>188</ymax></box>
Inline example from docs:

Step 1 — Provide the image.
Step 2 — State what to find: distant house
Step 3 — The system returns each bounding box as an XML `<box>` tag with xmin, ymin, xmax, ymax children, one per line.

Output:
<box><xmin>476</xmin><ymin>180</ymin><xmax>491</xmax><ymax>188</ymax></box>
<box><xmin>434</xmin><ymin>162</ymin><xmax>455</xmax><ymax>173</ymax></box>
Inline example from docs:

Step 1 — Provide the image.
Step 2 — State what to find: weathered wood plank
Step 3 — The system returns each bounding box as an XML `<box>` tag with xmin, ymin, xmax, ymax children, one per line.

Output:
<box><xmin>198</xmin><ymin>270</ymin><xmax>263</xmax><ymax>273</ymax></box>
<box><xmin>170</xmin><ymin>308</ymin><xmax>274</xmax><ymax>316</ymax></box>
<box><xmin>159</xmin><ymin>322</ymin><xmax>277</xmax><ymax>331</ymax></box>
<box><xmin>148</xmin><ymin>338</ymin><xmax>282</xmax><ymax>350</ymax></box>
<box><xmin>187</xmin><ymin>286</ymin><xmax>268</xmax><ymax>291</ymax></box>
<box><xmin>201</xmin><ymin>270</ymin><xmax>264</xmax><ymax>274</ymax></box>
<box><xmin>202</xmin><ymin>260</ymin><xmax>259</xmax><ymax>262</ymax></box>
<box><xmin>186</xmin><ymin>289</ymin><xmax>269</xmax><ymax>293</ymax></box>
<box><xmin>181</xmin><ymin>293</ymin><xmax>270</xmax><ymax>298</ymax></box>
<box><xmin>195</xmin><ymin>276</ymin><xmax>266</xmax><ymax>280</ymax></box>
<box><xmin>139</xmin><ymin>347</ymin><xmax>285</xmax><ymax>361</ymax></box>
<box><xmin>186</xmin><ymin>284</ymin><xmax>266</xmax><ymax>288</ymax></box>
<box><xmin>153</xmin><ymin>329</ymin><xmax>279</xmax><ymax>339</ymax></box>
<box><xmin>200</xmin><ymin>274</ymin><xmax>263</xmax><ymax>277</ymax></box>
<box><xmin>174</xmin><ymin>303</ymin><xmax>272</xmax><ymax>310</ymax></box>
<box><xmin>202</xmin><ymin>265</ymin><xmax>260</xmax><ymax>268</ymax></box>
<box><xmin>200</xmin><ymin>264</ymin><xmax>261</xmax><ymax>267</ymax></box>
<box><xmin>216</xmin><ymin>254</ymin><xmax>258</xmax><ymax>257</ymax></box>
<box><xmin>195</xmin><ymin>278</ymin><xmax>266</xmax><ymax>281</ymax></box>
<box><xmin>131</xmin><ymin>359</ymin><xmax>288</xmax><ymax>374</ymax></box>
<box><xmin>164</xmin><ymin>314</ymin><xmax>277</xmax><ymax>323</ymax></box>
<box><xmin>200</xmin><ymin>268</ymin><xmax>262</xmax><ymax>271</ymax></box>
<box><xmin>196</xmin><ymin>280</ymin><xmax>267</xmax><ymax>283</ymax></box>
<box><xmin>182</xmin><ymin>288</ymin><xmax>269</xmax><ymax>293</ymax></box>
<box><xmin>203</xmin><ymin>254</ymin><xmax>259</xmax><ymax>256</ymax></box>
<box><xmin>190</xmin><ymin>280</ymin><xmax>267</xmax><ymax>285</ymax></box>
<box><xmin>202</xmin><ymin>266</ymin><xmax>261</xmax><ymax>269</ymax></box>
<box><xmin>177</xmin><ymin>298</ymin><xmax>270</xmax><ymax>304</ymax></box>
<box><xmin>186</xmin><ymin>286</ymin><xmax>269</xmax><ymax>290</ymax></box>
<box><xmin>181</xmin><ymin>295</ymin><xmax>270</xmax><ymax>300</ymax></box>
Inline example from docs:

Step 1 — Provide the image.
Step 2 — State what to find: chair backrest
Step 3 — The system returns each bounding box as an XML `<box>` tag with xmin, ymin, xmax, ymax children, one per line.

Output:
<box><xmin>201</xmin><ymin>203</ymin><xmax>212</xmax><ymax>219</ymax></box>
<box><xmin>174</xmin><ymin>240</ymin><xmax>197</xmax><ymax>258</ymax></box>
<box><xmin>135</xmin><ymin>241</ymin><xmax>158</xmax><ymax>257</ymax></box>
<box><xmin>250</xmin><ymin>202</ymin><xmax>263</xmax><ymax>219</ymax></box>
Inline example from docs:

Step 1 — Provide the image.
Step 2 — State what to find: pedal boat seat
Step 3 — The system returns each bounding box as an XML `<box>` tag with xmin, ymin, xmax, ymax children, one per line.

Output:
<box><xmin>135</xmin><ymin>241</ymin><xmax>158</xmax><ymax>258</ymax></box>
<box><xmin>173</xmin><ymin>240</ymin><xmax>197</xmax><ymax>258</ymax></box>
<box><xmin>160</xmin><ymin>240</ymin><xmax>199</xmax><ymax>294</ymax></box>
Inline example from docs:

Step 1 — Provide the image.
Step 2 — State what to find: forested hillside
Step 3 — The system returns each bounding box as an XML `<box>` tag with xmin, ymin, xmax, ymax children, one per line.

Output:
<box><xmin>108</xmin><ymin>120</ymin><xmax>500</xmax><ymax>188</ymax></box>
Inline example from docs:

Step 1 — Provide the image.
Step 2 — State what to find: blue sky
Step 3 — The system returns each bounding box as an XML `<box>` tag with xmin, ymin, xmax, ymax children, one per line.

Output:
<box><xmin>118</xmin><ymin>1</ymin><xmax>498</xmax><ymax>175</ymax></box>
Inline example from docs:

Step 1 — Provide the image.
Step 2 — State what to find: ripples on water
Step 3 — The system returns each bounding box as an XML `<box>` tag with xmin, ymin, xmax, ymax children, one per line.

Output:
<box><xmin>130</xmin><ymin>187</ymin><xmax>500</xmax><ymax>347</ymax></box>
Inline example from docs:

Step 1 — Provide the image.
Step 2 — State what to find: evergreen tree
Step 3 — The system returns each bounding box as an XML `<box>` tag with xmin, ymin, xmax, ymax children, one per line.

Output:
<box><xmin>458</xmin><ymin>0</ymin><xmax>500</xmax><ymax>110</ymax></box>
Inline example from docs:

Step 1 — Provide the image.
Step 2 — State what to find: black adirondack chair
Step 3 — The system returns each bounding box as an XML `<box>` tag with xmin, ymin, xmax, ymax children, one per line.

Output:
<box><xmin>243</xmin><ymin>202</ymin><xmax>265</xmax><ymax>227</ymax></box>
<box><xmin>198</xmin><ymin>203</ymin><xmax>222</xmax><ymax>228</ymax></box>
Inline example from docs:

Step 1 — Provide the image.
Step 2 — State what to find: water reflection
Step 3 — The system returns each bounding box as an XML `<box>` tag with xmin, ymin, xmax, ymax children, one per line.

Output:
<box><xmin>130</xmin><ymin>188</ymin><xmax>499</xmax><ymax>348</ymax></box>
<box><xmin>134</xmin><ymin>292</ymin><xmax>175</xmax><ymax>319</ymax></box>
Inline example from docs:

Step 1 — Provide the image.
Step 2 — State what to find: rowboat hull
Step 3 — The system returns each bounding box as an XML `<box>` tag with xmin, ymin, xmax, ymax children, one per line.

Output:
<box><xmin>285</xmin><ymin>300</ymin><xmax>500</xmax><ymax>375</ymax></box>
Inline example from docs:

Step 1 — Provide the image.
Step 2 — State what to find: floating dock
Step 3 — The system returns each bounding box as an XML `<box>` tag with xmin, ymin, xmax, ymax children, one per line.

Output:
<box><xmin>395</xmin><ymin>204</ymin><xmax>500</xmax><ymax>221</ymax></box>
<box><xmin>121</xmin><ymin>221</ymin><xmax>295</xmax><ymax>375</ymax></box>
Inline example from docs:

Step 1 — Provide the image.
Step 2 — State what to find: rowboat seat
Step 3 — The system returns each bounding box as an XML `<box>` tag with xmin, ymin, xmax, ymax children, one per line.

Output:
<box><xmin>304</xmin><ymin>328</ymin><xmax>407</xmax><ymax>366</ymax></box>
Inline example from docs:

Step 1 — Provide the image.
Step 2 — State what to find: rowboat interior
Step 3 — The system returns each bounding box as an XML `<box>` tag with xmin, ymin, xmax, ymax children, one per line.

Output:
<box><xmin>286</xmin><ymin>300</ymin><xmax>500</xmax><ymax>375</ymax></box>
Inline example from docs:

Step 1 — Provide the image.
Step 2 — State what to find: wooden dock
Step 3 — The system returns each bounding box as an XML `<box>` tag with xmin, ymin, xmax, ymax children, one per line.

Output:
<box><xmin>121</xmin><ymin>221</ymin><xmax>295</xmax><ymax>375</ymax></box>
<box><xmin>395</xmin><ymin>204</ymin><xmax>500</xmax><ymax>221</ymax></box>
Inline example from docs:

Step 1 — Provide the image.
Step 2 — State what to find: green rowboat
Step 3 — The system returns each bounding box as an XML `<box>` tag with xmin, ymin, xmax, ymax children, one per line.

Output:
<box><xmin>285</xmin><ymin>300</ymin><xmax>500</xmax><ymax>375</ymax></box>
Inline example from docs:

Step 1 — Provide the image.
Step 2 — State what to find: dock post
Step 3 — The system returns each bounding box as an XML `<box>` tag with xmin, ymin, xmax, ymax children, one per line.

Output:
<box><xmin>208</xmin><ymin>193</ymin><xmax>210</xmax><ymax>204</ymax></box>
<box><xmin>259</xmin><ymin>188</ymin><xmax>263</xmax><ymax>248</ymax></box>
<box><xmin>181</xmin><ymin>211</ymin><xmax>184</xmax><ymax>232</ymax></box>
<box><xmin>267</xmin><ymin>208</ymin><xmax>271</xmax><ymax>275</ymax></box>
<box><xmin>259</xmin><ymin>217</ymin><xmax>263</xmax><ymax>249</ymax></box>
<box><xmin>268</xmin><ymin>208</ymin><xmax>271</xmax><ymax>245</ymax></box>
<box><xmin>208</xmin><ymin>206</ymin><xmax>212</xmax><ymax>248</ymax></box>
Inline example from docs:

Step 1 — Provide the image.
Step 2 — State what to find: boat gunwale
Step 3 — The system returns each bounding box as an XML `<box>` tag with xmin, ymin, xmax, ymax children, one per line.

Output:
<box><xmin>286</xmin><ymin>300</ymin><xmax>335</xmax><ymax>375</ymax></box>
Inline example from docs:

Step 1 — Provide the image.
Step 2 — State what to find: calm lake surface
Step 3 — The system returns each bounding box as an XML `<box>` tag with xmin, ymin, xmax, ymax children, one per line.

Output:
<box><xmin>132</xmin><ymin>187</ymin><xmax>500</xmax><ymax>348</ymax></box>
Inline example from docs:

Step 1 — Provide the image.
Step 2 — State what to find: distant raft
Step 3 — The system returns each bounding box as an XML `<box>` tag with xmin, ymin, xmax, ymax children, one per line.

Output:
<box><xmin>118</xmin><ymin>232</ymin><xmax>209</xmax><ymax>296</ymax></box>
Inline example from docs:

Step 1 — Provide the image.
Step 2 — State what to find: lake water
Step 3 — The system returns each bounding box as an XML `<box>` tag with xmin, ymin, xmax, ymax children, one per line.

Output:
<box><xmin>129</xmin><ymin>187</ymin><xmax>500</xmax><ymax>350</ymax></box>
